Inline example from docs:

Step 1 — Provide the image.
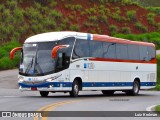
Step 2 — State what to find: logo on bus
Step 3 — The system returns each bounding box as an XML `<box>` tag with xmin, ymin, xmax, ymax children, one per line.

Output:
<box><xmin>84</xmin><ymin>63</ymin><xmax>95</xmax><ymax>69</ymax></box>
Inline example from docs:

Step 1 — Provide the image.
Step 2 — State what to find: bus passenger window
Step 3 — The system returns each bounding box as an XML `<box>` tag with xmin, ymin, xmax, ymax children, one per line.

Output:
<box><xmin>116</xmin><ymin>44</ymin><xmax>128</xmax><ymax>60</ymax></box>
<box><xmin>72</xmin><ymin>39</ymin><xmax>89</xmax><ymax>59</ymax></box>
<box><xmin>139</xmin><ymin>46</ymin><xmax>148</xmax><ymax>61</ymax></box>
<box><xmin>148</xmin><ymin>46</ymin><xmax>155</xmax><ymax>60</ymax></box>
<box><xmin>89</xmin><ymin>41</ymin><xmax>103</xmax><ymax>58</ymax></box>
<box><xmin>128</xmin><ymin>44</ymin><xmax>140</xmax><ymax>60</ymax></box>
<box><xmin>103</xmin><ymin>42</ymin><xmax>116</xmax><ymax>59</ymax></box>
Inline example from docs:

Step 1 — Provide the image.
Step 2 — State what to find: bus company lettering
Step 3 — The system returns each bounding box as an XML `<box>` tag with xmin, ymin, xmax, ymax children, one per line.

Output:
<box><xmin>84</xmin><ymin>63</ymin><xmax>95</xmax><ymax>69</ymax></box>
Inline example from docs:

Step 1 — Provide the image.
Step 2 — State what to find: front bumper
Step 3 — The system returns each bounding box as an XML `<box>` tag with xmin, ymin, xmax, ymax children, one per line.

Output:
<box><xmin>19</xmin><ymin>82</ymin><xmax>72</xmax><ymax>91</ymax></box>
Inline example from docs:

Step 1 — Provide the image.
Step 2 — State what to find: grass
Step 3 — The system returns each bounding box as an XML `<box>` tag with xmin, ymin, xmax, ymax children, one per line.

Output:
<box><xmin>155</xmin><ymin>105</ymin><xmax>160</xmax><ymax>112</ymax></box>
<box><xmin>114</xmin><ymin>32</ymin><xmax>160</xmax><ymax>49</ymax></box>
<box><xmin>127</xmin><ymin>10</ymin><xmax>136</xmax><ymax>21</ymax></box>
<box><xmin>109</xmin><ymin>25</ymin><xmax>118</xmax><ymax>35</ymax></box>
<box><xmin>1</xmin><ymin>0</ymin><xmax>160</xmax><ymax>44</ymax></box>
<box><xmin>0</xmin><ymin>41</ymin><xmax>21</xmax><ymax>71</ymax></box>
<box><xmin>135</xmin><ymin>22</ymin><xmax>148</xmax><ymax>33</ymax></box>
<box><xmin>147</xmin><ymin>13</ymin><xmax>156</xmax><ymax>25</ymax></box>
<box><xmin>133</xmin><ymin>0</ymin><xmax>160</xmax><ymax>7</ymax></box>
<box><xmin>146</xmin><ymin>7</ymin><xmax>160</xmax><ymax>15</ymax></box>
<box><xmin>121</xmin><ymin>27</ymin><xmax>131</xmax><ymax>34</ymax></box>
<box><xmin>156</xmin><ymin>55</ymin><xmax>160</xmax><ymax>90</ymax></box>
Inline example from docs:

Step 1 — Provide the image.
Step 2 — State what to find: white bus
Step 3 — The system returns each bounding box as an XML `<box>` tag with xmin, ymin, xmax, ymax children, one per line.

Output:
<box><xmin>10</xmin><ymin>31</ymin><xmax>157</xmax><ymax>97</ymax></box>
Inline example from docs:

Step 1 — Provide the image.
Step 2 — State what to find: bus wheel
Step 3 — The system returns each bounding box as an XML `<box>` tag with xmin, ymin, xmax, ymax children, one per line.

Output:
<box><xmin>70</xmin><ymin>80</ymin><xmax>79</xmax><ymax>97</ymax></box>
<box><xmin>40</xmin><ymin>91</ymin><xmax>49</xmax><ymax>97</ymax></box>
<box><xmin>102</xmin><ymin>90</ymin><xmax>114</xmax><ymax>96</ymax></box>
<box><xmin>126</xmin><ymin>81</ymin><xmax>140</xmax><ymax>96</ymax></box>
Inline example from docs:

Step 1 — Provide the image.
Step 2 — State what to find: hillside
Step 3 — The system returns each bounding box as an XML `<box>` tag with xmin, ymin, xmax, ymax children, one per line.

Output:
<box><xmin>0</xmin><ymin>0</ymin><xmax>160</xmax><ymax>44</ymax></box>
<box><xmin>132</xmin><ymin>0</ymin><xmax>160</xmax><ymax>7</ymax></box>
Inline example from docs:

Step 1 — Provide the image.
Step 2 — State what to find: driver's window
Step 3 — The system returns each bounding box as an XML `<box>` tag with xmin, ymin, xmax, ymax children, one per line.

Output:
<box><xmin>55</xmin><ymin>37</ymin><xmax>75</xmax><ymax>72</ymax></box>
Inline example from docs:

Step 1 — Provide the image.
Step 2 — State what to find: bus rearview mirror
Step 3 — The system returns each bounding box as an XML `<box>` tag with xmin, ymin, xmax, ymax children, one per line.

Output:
<box><xmin>10</xmin><ymin>47</ymin><xmax>22</xmax><ymax>60</ymax></box>
<box><xmin>52</xmin><ymin>45</ymin><xmax>69</xmax><ymax>58</ymax></box>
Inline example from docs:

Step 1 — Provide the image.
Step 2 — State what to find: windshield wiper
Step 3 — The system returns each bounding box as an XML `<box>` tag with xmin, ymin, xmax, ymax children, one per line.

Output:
<box><xmin>25</xmin><ymin>56</ymin><xmax>34</xmax><ymax>74</ymax></box>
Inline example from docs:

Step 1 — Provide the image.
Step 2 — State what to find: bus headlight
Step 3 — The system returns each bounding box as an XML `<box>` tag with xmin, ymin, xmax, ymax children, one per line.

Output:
<box><xmin>18</xmin><ymin>78</ymin><xmax>24</xmax><ymax>82</ymax></box>
<box><xmin>18</xmin><ymin>76</ymin><xmax>24</xmax><ymax>82</ymax></box>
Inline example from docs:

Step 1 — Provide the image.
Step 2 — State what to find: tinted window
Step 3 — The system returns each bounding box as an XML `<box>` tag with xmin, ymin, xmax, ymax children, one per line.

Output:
<box><xmin>103</xmin><ymin>42</ymin><xmax>116</xmax><ymax>59</ymax></box>
<box><xmin>128</xmin><ymin>44</ymin><xmax>140</xmax><ymax>60</ymax></box>
<box><xmin>89</xmin><ymin>41</ymin><xmax>103</xmax><ymax>58</ymax></box>
<box><xmin>116</xmin><ymin>44</ymin><xmax>128</xmax><ymax>60</ymax></box>
<box><xmin>59</xmin><ymin>37</ymin><xmax>75</xmax><ymax>58</ymax></box>
<box><xmin>55</xmin><ymin>37</ymin><xmax>75</xmax><ymax>72</ymax></box>
<box><xmin>139</xmin><ymin>46</ymin><xmax>148</xmax><ymax>61</ymax></box>
<box><xmin>72</xmin><ymin>39</ymin><xmax>89</xmax><ymax>59</ymax></box>
<box><xmin>148</xmin><ymin>46</ymin><xmax>155</xmax><ymax>60</ymax></box>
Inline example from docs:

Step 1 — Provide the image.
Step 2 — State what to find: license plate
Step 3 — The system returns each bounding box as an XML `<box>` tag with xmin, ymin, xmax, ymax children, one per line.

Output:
<box><xmin>31</xmin><ymin>87</ymin><xmax>37</xmax><ymax>91</ymax></box>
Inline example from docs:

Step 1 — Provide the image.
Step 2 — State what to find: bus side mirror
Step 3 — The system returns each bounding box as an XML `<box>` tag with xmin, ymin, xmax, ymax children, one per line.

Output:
<box><xmin>52</xmin><ymin>45</ymin><xmax>69</xmax><ymax>58</ymax></box>
<box><xmin>10</xmin><ymin>47</ymin><xmax>22</xmax><ymax>60</ymax></box>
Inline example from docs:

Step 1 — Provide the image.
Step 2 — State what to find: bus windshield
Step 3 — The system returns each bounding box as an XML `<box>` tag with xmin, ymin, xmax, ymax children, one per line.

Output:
<box><xmin>19</xmin><ymin>41</ymin><xmax>58</xmax><ymax>76</ymax></box>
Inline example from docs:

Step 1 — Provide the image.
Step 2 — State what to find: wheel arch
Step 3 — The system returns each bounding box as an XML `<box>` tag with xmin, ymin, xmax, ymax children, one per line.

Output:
<box><xmin>73</xmin><ymin>77</ymin><xmax>83</xmax><ymax>91</ymax></box>
<box><xmin>134</xmin><ymin>77</ymin><xmax>141</xmax><ymax>89</ymax></box>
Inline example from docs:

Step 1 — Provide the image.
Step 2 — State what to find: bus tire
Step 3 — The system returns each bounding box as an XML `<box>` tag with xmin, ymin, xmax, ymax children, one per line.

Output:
<box><xmin>102</xmin><ymin>90</ymin><xmax>114</xmax><ymax>96</ymax></box>
<box><xmin>40</xmin><ymin>91</ymin><xmax>49</xmax><ymax>97</ymax></box>
<box><xmin>70</xmin><ymin>80</ymin><xmax>79</xmax><ymax>97</ymax></box>
<box><xmin>126</xmin><ymin>80</ymin><xmax>140</xmax><ymax>96</ymax></box>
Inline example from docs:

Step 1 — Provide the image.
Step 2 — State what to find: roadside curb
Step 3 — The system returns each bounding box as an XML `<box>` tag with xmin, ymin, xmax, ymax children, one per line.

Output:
<box><xmin>146</xmin><ymin>105</ymin><xmax>158</xmax><ymax>112</ymax></box>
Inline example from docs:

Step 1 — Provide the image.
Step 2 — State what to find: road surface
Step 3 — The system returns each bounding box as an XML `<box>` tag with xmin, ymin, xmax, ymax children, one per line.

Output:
<box><xmin>157</xmin><ymin>50</ymin><xmax>160</xmax><ymax>55</ymax></box>
<box><xmin>0</xmin><ymin>69</ymin><xmax>160</xmax><ymax>120</ymax></box>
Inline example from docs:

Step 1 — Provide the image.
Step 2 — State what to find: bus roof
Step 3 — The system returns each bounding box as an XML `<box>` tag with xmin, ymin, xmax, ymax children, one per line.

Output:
<box><xmin>25</xmin><ymin>31</ymin><xmax>155</xmax><ymax>47</ymax></box>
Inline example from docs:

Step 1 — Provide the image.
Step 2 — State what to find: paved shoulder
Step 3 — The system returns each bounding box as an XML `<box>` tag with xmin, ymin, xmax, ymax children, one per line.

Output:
<box><xmin>0</xmin><ymin>69</ymin><xmax>18</xmax><ymax>89</ymax></box>
<box><xmin>157</xmin><ymin>50</ymin><xmax>160</xmax><ymax>55</ymax></box>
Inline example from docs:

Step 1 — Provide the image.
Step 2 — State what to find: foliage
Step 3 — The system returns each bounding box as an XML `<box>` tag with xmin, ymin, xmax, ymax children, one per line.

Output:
<box><xmin>127</xmin><ymin>10</ymin><xmax>136</xmax><ymax>21</ymax></box>
<box><xmin>108</xmin><ymin>0</ymin><xmax>119</xmax><ymax>3</ymax></box>
<box><xmin>1</xmin><ymin>0</ymin><xmax>160</xmax><ymax>71</ymax></box>
<box><xmin>154</xmin><ymin>55</ymin><xmax>160</xmax><ymax>90</ymax></box>
<box><xmin>85</xmin><ymin>8</ymin><xmax>97</xmax><ymax>15</ymax></box>
<box><xmin>135</xmin><ymin>22</ymin><xmax>148</xmax><ymax>33</ymax></box>
<box><xmin>0</xmin><ymin>41</ymin><xmax>21</xmax><ymax>70</ymax></box>
<box><xmin>49</xmin><ymin>10</ymin><xmax>62</xmax><ymax>19</ymax></box>
<box><xmin>84</xmin><ymin>22</ymin><xmax>98</xmax><ymax>27</ymax></box>
<box><xmin>122</xmin><ymin>0</ymin><xmax>138</xmax><ymax>5</ymax></box>
<box><xmin>109</xmin><ymin>25</ymin><xmax>118</xmax><ymax>35</ymax></box>
<box><xmin>121</xmin><ymin>27</ymin><xmax>131</xmax><ymax>34</ymax></box>
<box><xmin>70</xmin><ymin>24</ymin><xmax>80</xmax><ymax>31</ymax></box>
<box><xmin>114</xmin><ymin>32</ymin><xmax>160</xmax><ymax>49</ymax></box>
<box><xmin>155</xmin><ymin>105</ymin><xmax>160</xmax><ymax>111</ymax></box>
<box><xmin>100</xmin><ymin>15</ymin><xmax>108</xmax><ymax>23</ymax></box>
<box><xmin>156</xmin><ymin>55</ymin><xmax>160</xmax><ymax>85</ymax></box>
<box><xmin>65</xmin><ymin>4</ymin><xmax>82</xmax><ymax>11</ymax></box>
<box><xmin>133</xmin><ymin>0</ymin><xmax>160</xmax><ymax>7</ymax></box>
<box><xmin>146</xmin><ymin>7</ymin><xmax>160</xmax><ymax>15</ymax></box>
<box><xmin>147</xmin><ymin>13</ymin><xmax>156</xmax><ymax>25</ymax></box>
<box><xmin>88</xmin><ymin>16</ymin><xmax>98</xmax><ymax>22</ymax></box>
<box><xmin>111</xmin><ymin>7</ymin><xmax>123</xmax><ymax>22</ymax></box>
<box><xmin>158</xmin><ymin>23</ymin><xmax>160</xmax><ymax>32</ymax></box>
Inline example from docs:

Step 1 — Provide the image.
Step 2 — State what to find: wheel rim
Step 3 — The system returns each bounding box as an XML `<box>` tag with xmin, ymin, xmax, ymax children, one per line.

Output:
<box><xmin>74</xmin><ymin>84</ymin><xmax>79</xmax><ymax>94</ymax></box>
<box><xmin>134</xmin><ymin>82</ymin><xmax>139</xmax><ymax>93</ymax></box>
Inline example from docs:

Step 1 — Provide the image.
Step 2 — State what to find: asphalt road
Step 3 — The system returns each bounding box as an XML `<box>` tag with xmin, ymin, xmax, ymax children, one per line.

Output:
<box><xmin>157</xmin><ymin>50</ymin><xmax>160</xmax><ymax>55</ymax></box>
<box><xmin>0</xmin><ymin>69</ymin><xmax>160</xmax><ymax>120</ymax></box>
